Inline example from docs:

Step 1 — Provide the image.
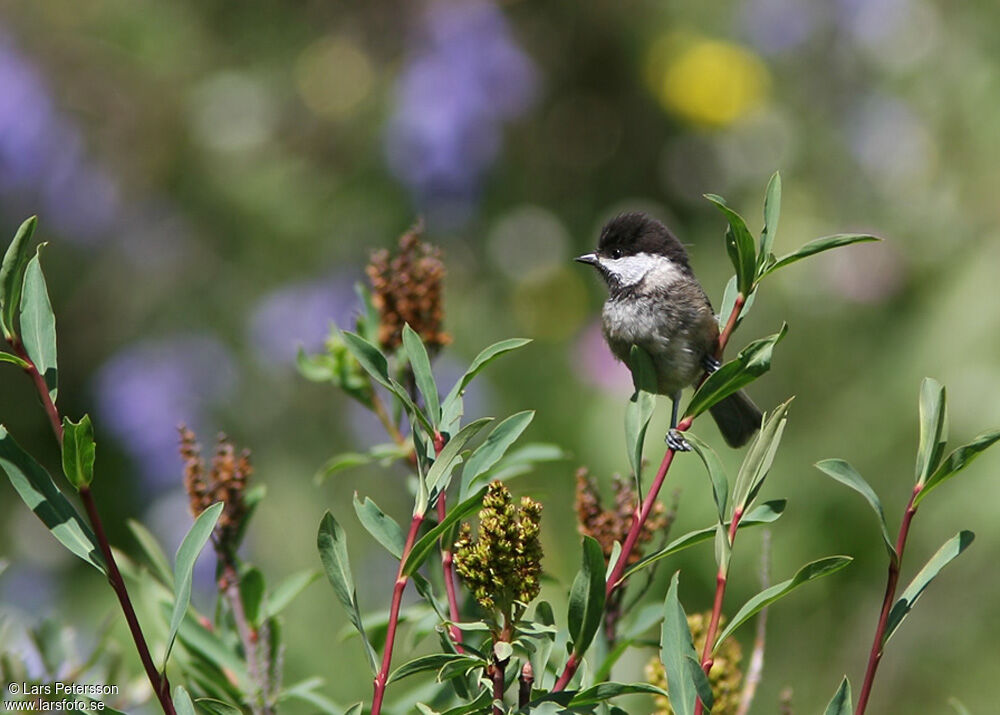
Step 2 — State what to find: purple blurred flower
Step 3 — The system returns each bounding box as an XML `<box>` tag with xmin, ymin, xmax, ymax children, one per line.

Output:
<box><xmin>93</xmin><ymin>335</ymin><xmax>238</xmax><ymax>489</ymax></box>
<box><xmin>572</xmin><ymin>320</ymin><xmax>633</xmax><ymax>394</ymax></box>
<box><xmin>835</xmin><ymin>0</ymin><xmax>909</xmax><ymax>45</ymax></box>
<box><xmin>385</xmin><ymin>0</ymin><xmax>538</xmax><ymax>220</ymax></box>
<box><xmin>845</xmin><ymin>94</ymin><xmax>933</xmax><ymax>185</ymax></box>
<box><xmin>742</xmin><ymin>0</ymin><xmax>818</xmax><ymax>54</ymax></box>
<box><xmin>0</xmin><ymin>34</ymin><xmax>119</xmax><ymax>242</ymax></box>
<box><xmin>249</xmin><ymin>273</ymin><xmax>359</xmax><ymax>366</ymax></box>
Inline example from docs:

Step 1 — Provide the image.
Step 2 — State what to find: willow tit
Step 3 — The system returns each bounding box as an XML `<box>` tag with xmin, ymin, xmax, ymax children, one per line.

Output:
<box><xmin>576</xmin><ymin>212</ymin><xmax>762</xmax><ymax>449</ymax></box>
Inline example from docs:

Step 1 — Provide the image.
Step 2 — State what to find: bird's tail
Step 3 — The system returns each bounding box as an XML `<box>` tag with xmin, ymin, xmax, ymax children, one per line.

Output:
<box><xmin>709</xmin><ymin>389</ymin><xmax>763</xmax><ymax>448</ymax></box>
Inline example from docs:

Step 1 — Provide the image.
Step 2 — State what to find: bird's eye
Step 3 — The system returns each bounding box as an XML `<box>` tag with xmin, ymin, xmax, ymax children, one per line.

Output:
<box><xmin>610</xmin><ymin>248</ymin><xmax>622</xmax><ymax>259</ymax></box>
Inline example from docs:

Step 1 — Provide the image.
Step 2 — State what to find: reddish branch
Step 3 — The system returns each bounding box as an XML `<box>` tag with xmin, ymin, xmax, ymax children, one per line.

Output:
<box><xmin>553</xmin><ymin>294</ymin><xmax>746</xmax><ymax>691</ymax></box>
<box><xmin>371</xmin><ymin>513</ymin><xmax>424</xmax><ymax>715</ymax></box>
<box><xmin>10</xmin><ymin>339</ymin><xmax>176</xmax><ymax>715</ymax></box>
<box><xmin>855</xmin><ymin>485</ymin><xmax>921</xmax><ymax>715</ymax></box>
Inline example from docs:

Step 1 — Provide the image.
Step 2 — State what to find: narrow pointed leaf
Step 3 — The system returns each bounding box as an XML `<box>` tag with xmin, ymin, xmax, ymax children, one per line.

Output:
<box><xmin>440</xmin><ymin>338</ymin><xmax>532</xmax><ymax>424</ymax></box>
<box><xmin>567</xmin><ymin>536</ymin><xmax>606</xmax><ymax>657</ymax></box>
<box><xmin>425</xmin><ymin>417</ymin><xmax>493</xmax><ymax>502</ymax></box>
<box><xmin>685</xmin><ymin>324</ymin><xmax>788</xmax><ymax>419</ymax></box>
<box><xmin>0</xmin><ymin>426</ymin><xmax>104</xmax><ymax>573</ymax></box>
<box><xmin>568</xmin><ymin>682</ymin><xmax>668</xmax><ymax>707</ymax></box>
<box><xmin>402</xmin><ymin>487</ymin><xmax>486</xmax><ymax>576</ymax></box>
<box><xmin>0</xmin><ymin>351</ymin><xmax>29</xmax><ymax>368</ymax></box>
<box><xmin>353</xmin><ymin>494</ymin><xmax>405</xmax><ymax>559</ymax></box>
<box><xmin>816</xmin><ymin>459</ymin><xmax>895</xmax><ymax>560</ymax></box>
<box><xmin>317</xmin><ymin>512</ymin><xmax>378</xmax><ymax>673</ymax></box>
<box><xmin>1</xmin><ymin>216</ymin><xmax>36</xmax><ymax>340</ymax></box>
<box><xmin>914</xmin><ymin>431</ymin><xmax>1000</xmax><ymax>506</ymax></box>
<box><xmin>823</xmin><ymin>677</ymin><xmax>852</xmax><ymax>715</ymax></box>
<box><xmin>705</xmin><ymin>194</ymin><xmax>756</xmax><ymax>295</ymax></box>
<box><xmin>402</xmin><ymin>323</ymin><xmax>440</xmax><ymax>426</ymax></box>
<box><xmin>661</xmin><ymin>572</ymin><xmax>712</xmax><ymax>715</ymax></box>
<box><xmin>264</xmin><ymin>569</ymin><xmax>321</xmax><ymax>619</ymax></box>
<box><xmin>460</xmin><ymin>410</ymin><xmax>534</xmax><ymax>498</ymax></box>
<box><xmin>759</xmin><ymin>171</ymin><xmax>781</xmax><ymax>269</ymax></box>
<box><xmin>61</xmin><ymin>415</ymin><xmax>96</xmax><ymax>490</ymax></box>
<box><xmin>19</xmin><ymin>246</ymin><xmax>57</xmax><ymax>402</ymax></box>
<box><xmin>714</xmin><ymin>556</ymin><xmax>852</xmax><ymax>649</ymax></box>
<box><xmin>195</xmin><ymin>699</ymin><xmax>243</xmax><ymax>715</ymax></box>
<box><xmin>684</xmin><ymin>432</ymin><xmax>728</xmax><ymax>524</ymax></box>
<box><xmin>732</xmin><ymin>400</ymin><xmax>791</xmax><ymax>512</ymax></box>
<box><xmin>388</xmin><ymin>653</ymin><xmax>481</xmax><ymax>684</ymax></box>
<box><xmin>625</xmin><ymin>346</ymin><xmax>658</xmax><ymax>479</ymax></box>
<box><xmin>164</xmin><ymin>501</ymin><xmax>224</xmax><ymax>668</ymax></box>
<box><xmin>127</xmin><ymin>519</ymin><xmax>174</xmax><ymax>587</ymax></box>
<box><xmin>765</xmin><ymin>234</ymin><xmax>879</xmax><ymax>275</ymax></box>
<box><xmin>883</xmin><ymin>531</ymin><xmax>974</xmax><ymax>646</ymax></box>
<box><xmin>620</xmin><ymin>500</ymin><xmax>786</xmax><ymax>582</ymax></box>
<box><xmin>344</xmin><ymin>705</ymin><xmax>363</xmax><ymax>715</ymax></box>
<box><xmin>915</xmin><ymin>378</ymin><xmax>948</xmax><ymax>485</ymax></box>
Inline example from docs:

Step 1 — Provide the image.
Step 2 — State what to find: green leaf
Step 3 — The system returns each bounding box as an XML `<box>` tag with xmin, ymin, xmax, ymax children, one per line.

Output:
<box><xmin>403</xmin><ymin>488</ymin><xmax>487</xmax><ymax>576</ymax></box>
<box><xmin>459</xmin><ymin>410</ymin><xmax>535</xmax><ymax>498</ymax></box>
<box><xmin>705</xmin><ymin>193</ymin><xmax>756</xmax><ymax>295</ymax></box>
<box><xmin>0</xmin><ymin>426</ymin><xmax>104</xmax><ymax>573</ymax></box>
<box><xmin>716</xmin><ymin>276</ymin><xmax>756</xmax><ymax>331</ymax></box>
<box><xmin>264</xmin><ymin>569</ymin><xmax>321</xmax><ymax>620</ymax></box>
<box><xmin>440</xmin><ymin>338</ymin><xmax>532</xmax><ymax>428</ymax></box>
<box><xmin>660</xmin><ymin>572</ymin><xmax>713</xmax><ymax>715</ymax></box>
<box><xmin>732</xmin><ymin>400</ymin><xmax>792</xmax><ymax>513</ymax></box>
<box><xmin>815</xmin><ymin>459</ymin><xmax>895</xmax><ymax>561</ymax></box>
<box><xmin>424</xmin><ymin>417</ymin><xmax>493</xmax><ymax>502</ymax></box>
<box><xmin>915</xmin><ymin>377</ymin><xmax>948</xmax><ymax>485</ymax></box>
<box><xmin>0</xmin><ymin>351</ymin><xmax>29</xmax><ymax>368</ymax></box>
<box><xmin>567</xmin><ymin>536</ymin><xmax>606</xmax><ymax>658</ymax></box>
<box><xmin>684</xmin><ymin>432</ymin><xmax>728</xmax><ymax>525</ymax></box>
<box><xmin>948</xmin><ymin>697</ymin><xmax>972</xmax><ymax>715</ymax></box>
<box><xmin>568</xmin><ymin>682</ymin><xmax>668</xmax><ymax>707</ymax></box>
<box><xmin>758</xmin><ymin>171</ymin><xmax>781</xmax><ymax>272</ymax></box>
<box><xmin>714</xmin><ymin>556</ymin><xmax>852</xmax><ymax>649</ymax></box>
<box><xmin>343</xmin><ymin>705</ymin><xmax>363</xmax><ymax>715</ymax></box>
<box><xmin>194</xmin><ymin>698</ymin><xmax>243</xmax><ymax>715</ymax></box>
<box><xmin>883</xmin><ymin>531</ymin><xmax>974</xmax><ymax>646</ymax></box>
<box><xmin>340</xmin><ymin>331</ymin><xmax>434</xmax><ymax>434</ymax></box>
<box><xmin>19</xmin><ymin>246</ymin><xmax>58</xmax><ymax>402</ymax></box>
<box><xmin>127</xmin><ymin>519</ymin><xmax>174</xmax><ymax>587</ymax></box>
<box><xmin>61</xmin><ymin>415</ymin><xmax>96</xmax><ymax>490</ymax></box>
<box><xmin>684</xmin><ymin>324</ymin><xmax>788</xmax><ymax>419</ymax></box>
<box><xmin>403</xmin><ymin>323</ymin><xmax>441</xmax><ymax>426</ymax></box>
<box><xmin>388</xmin><ymin>653</ymin><xmax>481</xmax><ymax>684</ymax></box>
<box><xmin>625</xmin><ymin>346</ymin><xmax>657</xmax><ymax>479</ymax></box>
<box><xmin>915</xmin><ymin>430</ymin><xmax>1000</xmax><ymax>506</ymax></box>
<box><xmin>353</xmin><ymin>493</ymin><xmax>406</xmax><ymax>559</ymax></box>
<box><xmin>823</xmin><ymin>677</ymin><xmax>852</xmax><ymax>715</ymax></box>
<box><xmin>239</xmin><ymin>567</ymin><xmax>265</xmax><ymax>627</ymax></box>
<box><xmin>317</xmin><ymin>512</ymin><xmax>379</xmax><ymax>673</ymax></box>
<box><xmin>764</xmin><ymin>233</ymin><xmax>879</xmax><ymax>275</ymax></box>
<box><xmin>620</xmin><ymin>500</ymin><xmax>786</xmax><ymax>582</ymax></box>
<box><xmin>173</xmin><ymin>685</ymin><xmax>196</xmax><ymax>715</ymax></box>
<box><xmin>0</xmin><ymin>215</ymin><xmax>37</xmax><ymax>340</ymax></box>
<box><xmin>164</xmin><ymin>502</ymin><xmax>224</xmax><ymax>668</ymax></box>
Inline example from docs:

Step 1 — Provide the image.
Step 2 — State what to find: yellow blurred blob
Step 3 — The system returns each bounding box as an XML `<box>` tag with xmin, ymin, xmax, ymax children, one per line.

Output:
<box><xmin>512</xmin><ymin>268</ymin><xmax>588</xmax><ymax>341</ymax></box>
<box><xmin>295</xmin><ymin>36</ymin><xmax>373</xmax><ymax>120</ymax></box>
<box><xmin>655</xmin><ymin>38</ymin><xmax>770</xmax><ymax>128</ymax></box>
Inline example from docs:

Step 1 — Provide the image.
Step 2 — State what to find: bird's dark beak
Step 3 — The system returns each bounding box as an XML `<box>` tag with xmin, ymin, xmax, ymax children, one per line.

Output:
<box><xmin>575</xmin><ymin>252</ymin><xmax>598</xmax><ymax>266</ymax></box>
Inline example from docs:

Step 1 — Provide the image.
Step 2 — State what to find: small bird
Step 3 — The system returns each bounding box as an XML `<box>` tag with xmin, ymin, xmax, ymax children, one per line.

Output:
<box><xmin>576</xmin><ymin>212</ymin><xmax>762</xmax><ymax>449</ymax></box>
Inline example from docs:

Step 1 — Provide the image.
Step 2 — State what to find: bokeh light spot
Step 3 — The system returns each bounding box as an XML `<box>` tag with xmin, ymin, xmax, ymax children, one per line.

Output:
<box><xmin>295</xmin><ymin>36</ymin><xmax>373</xmax><ymax>120</ymax></box>
<box><xmin>512</xmin><ymin>267</ymin><xmax>587</xmax><ymax>341</ymax></box>
<box><xmin>488</xmin><ymin>204</ymin><xmax>570</xmax><ymax>281</ymax></box>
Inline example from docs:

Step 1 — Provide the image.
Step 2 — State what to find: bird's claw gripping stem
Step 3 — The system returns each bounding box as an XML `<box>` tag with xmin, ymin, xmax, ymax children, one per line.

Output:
<box><xmin>666</xmin><ymin>429</ymin><xmax>691</xmax><ymax>452</ymax></box>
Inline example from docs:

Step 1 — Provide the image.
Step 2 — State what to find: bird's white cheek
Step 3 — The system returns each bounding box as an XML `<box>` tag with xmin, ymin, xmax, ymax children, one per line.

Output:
<box><xmin>600</xmin><ymin>253</ymin><xmax>666</xmax><ymax>286</ymax></box>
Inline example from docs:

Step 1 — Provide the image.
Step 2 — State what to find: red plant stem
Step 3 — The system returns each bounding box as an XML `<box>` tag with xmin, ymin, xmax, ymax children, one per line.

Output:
<box><xmin>11</xmin><ymin>340</ymin><xmax>176</xmax><ymax>715</ymax></box>
<box><xmin>371</xmin><ymin>513</ymin><xmax>424</xmax><ymax>715</ymax></box>
<box><xmin>694</xmin><ymin>508</ymin><xmax>743</xmax><ymax>715</ymax></box>
<box><xmin>552</xmin><ymin>295</ymin><xmax>745</xmax><ymax>691</ymax></box>
<box><xmin>437</xmin><ymin>494</ymin><xmax>465</xmax><ymax>652</ymax></box>
<box><xmin>855</xmin><ymin>485</ymin><xmax>921</xmax><ymax>715</ymax></box>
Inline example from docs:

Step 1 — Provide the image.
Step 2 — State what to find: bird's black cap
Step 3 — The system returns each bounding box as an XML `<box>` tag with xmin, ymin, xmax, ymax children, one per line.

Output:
<box><xmin>597</xmin><ymin>212</ymin><xmax>692</xmax><ymax>273</ymax></box>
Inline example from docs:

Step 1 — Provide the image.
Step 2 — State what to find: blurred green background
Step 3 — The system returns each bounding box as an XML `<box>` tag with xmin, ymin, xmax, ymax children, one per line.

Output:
<box><xmin>1</xmin><ymin>0</ymin><xmax>999</xmax><ymax>712</ymax></box>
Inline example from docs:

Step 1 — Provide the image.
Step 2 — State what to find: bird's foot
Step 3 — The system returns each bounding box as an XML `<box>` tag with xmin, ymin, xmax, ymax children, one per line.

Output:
<box><xmin>702</xmin><ymin>355</ymin><xmax>722</xmax><ymax>374</ymax></box>
<box><xmin>666</xmin><ymin>429</ymin><xmax>691</xmax><ymax>452</ymax></box>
